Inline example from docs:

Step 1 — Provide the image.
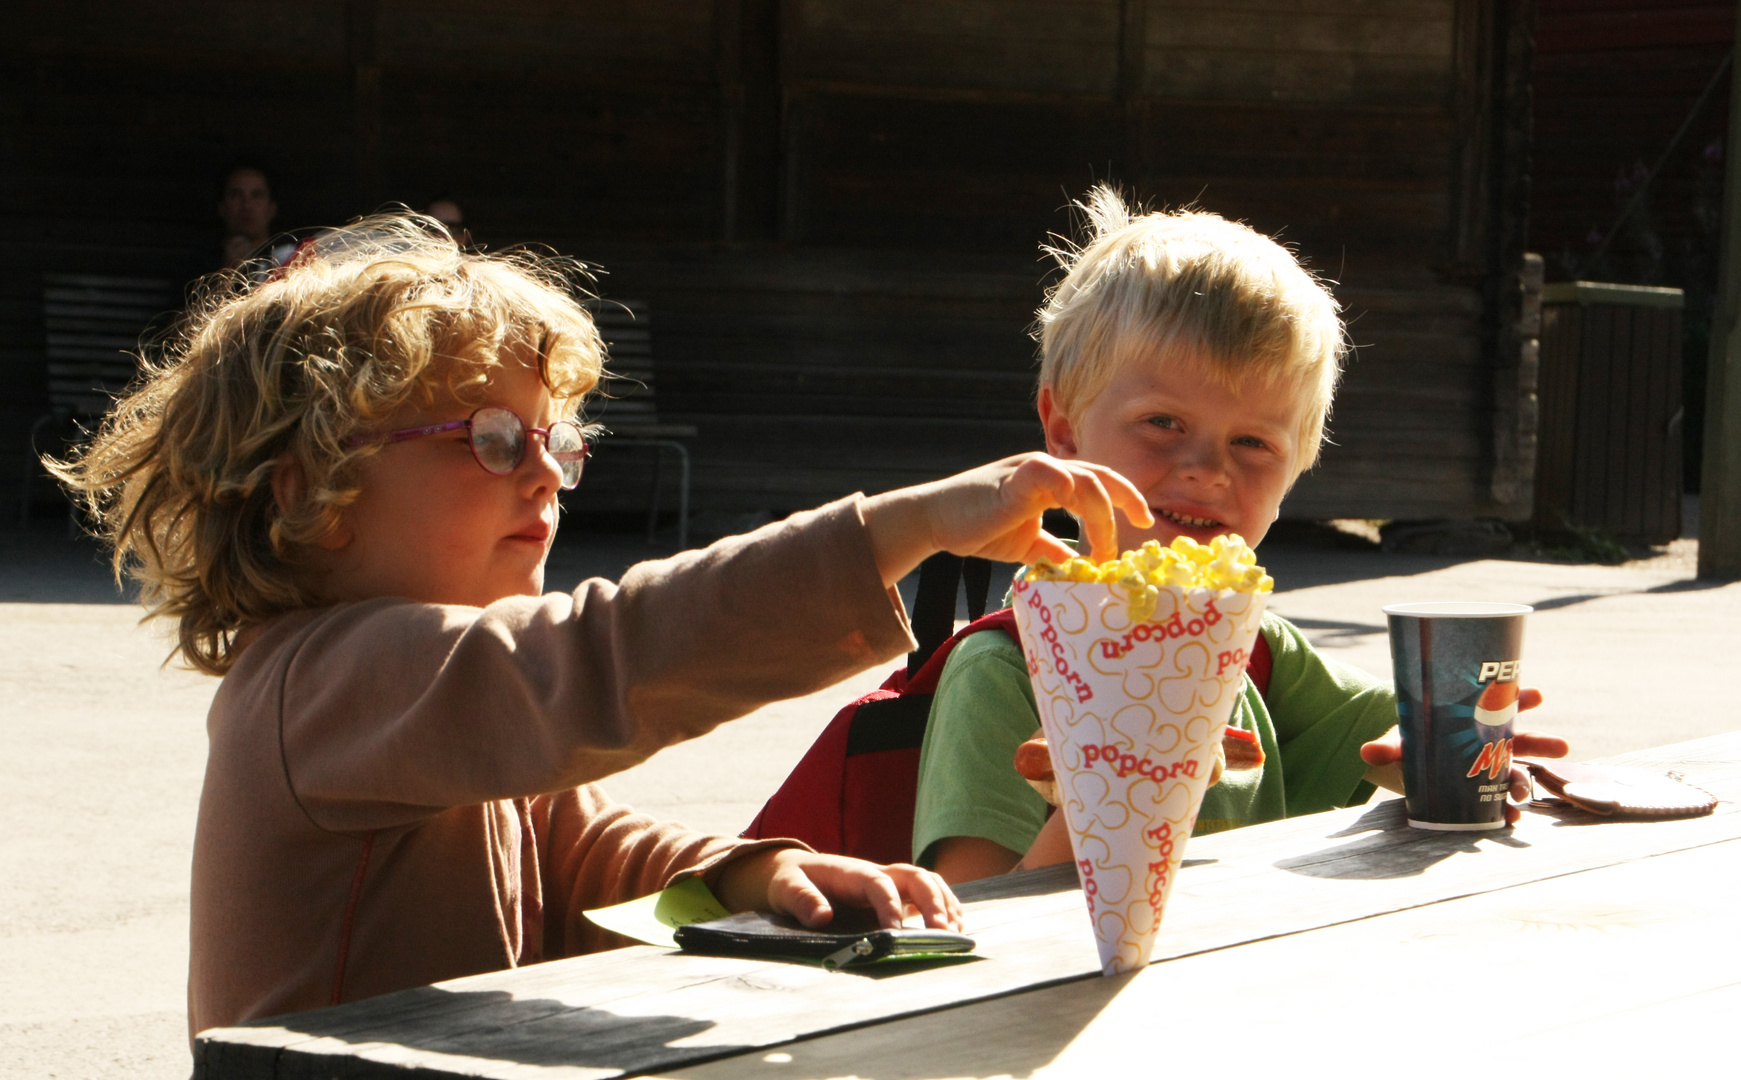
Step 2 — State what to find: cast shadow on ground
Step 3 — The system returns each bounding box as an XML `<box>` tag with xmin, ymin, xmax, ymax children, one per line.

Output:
<box><xmin>1280</xmin><ymin>615</ymin><xmax>1386</xmax><ymax>644</ymax></box>
<box><xmin>1258</xmin><ymin>542</ymin><xmax>1468</xmax><ymax>592</ymax></box>
<box><xmin>0</xmin><ymin>522</ymin><xmax>133</xmax><ymax>603</ymax></box>
<box><xmin>1646</xmin><ymin>576</ymin><xmax>1734</xmax><ymax>594</ymax></box>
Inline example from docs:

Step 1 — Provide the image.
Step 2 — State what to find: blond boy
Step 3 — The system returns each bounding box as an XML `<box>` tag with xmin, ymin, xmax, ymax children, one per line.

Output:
<box><xmin>912</xmin><ymin>189</ymin><xmax>1558</xmax><ymax>883</ymax></box>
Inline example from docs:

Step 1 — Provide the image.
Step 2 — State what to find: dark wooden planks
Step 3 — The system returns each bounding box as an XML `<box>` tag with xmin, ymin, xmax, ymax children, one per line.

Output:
<box><xmin>3</xmin><ymin>0</ymin><xmax>1514</xmax><ymax>522</ymax></box>
<box><xmin>787</xmin><ymin>89</ymin><xmax>1461</xmax><ymax>254</ymax></box>
<box><xmin>1535</xmin><ymin>296</ymin><xmax>1683</xmax><ymax>540</ymax></box>
<box><xmin>194</xmin><ymin>732</ymin><xmax>1741</xmax><ymax>1079</ymax></box>
<box><xmin>787</xmin><ymin>0</ymin><xmax>1122</xmax><ymax>96</ymax></box>
<box><xmin>1143</xmin><ymin>1</ymin><xmax>1456</xmax><ymax>105</ymax></box>
<box><xmin>563</xmin><ymin>254</ymin><xmax>1493</xmax><ymax>520</ymax></box>
<box><xmin>1530</xmin><ymin>1</ymin><xmax>1732</xmax><ymax>278</ymax></box>
<box><xmin>377</xmin><ymin>0</ymin><xmax>715</xmax><ymax>79</ymax></box>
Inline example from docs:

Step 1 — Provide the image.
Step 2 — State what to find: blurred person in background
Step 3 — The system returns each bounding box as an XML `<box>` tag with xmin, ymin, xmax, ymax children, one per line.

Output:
<box><xmin>426</xmin><ymin>196</ymin><xmax>471</xmax><ymax>247</ymax></box>
<box><xmin>219</xmin><ymin>163</ymin><xmax>296</xmax><ymax>274</ymax></box>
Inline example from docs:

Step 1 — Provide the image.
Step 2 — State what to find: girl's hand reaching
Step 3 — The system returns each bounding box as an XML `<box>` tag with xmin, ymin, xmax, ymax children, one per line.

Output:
<box><xmin>714</xmin><ymin>848</ymin><xmax>964</xmax><ymax>932</ymax></box>
<box><xmin>861</xmin><ymin>453</ymin><xmax>1153</xmax><ymax>588</ymax></box>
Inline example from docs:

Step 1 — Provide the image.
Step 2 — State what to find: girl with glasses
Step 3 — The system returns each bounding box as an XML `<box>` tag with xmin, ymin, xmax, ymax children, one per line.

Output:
<box><xmin>49</xmin><ymin>213</ymin><xmax>1149</xmax><ymax>1041</ymax></box>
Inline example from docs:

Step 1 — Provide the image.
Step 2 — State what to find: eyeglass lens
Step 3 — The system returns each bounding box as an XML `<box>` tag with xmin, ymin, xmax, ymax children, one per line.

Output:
<box><xmin>469</xmin><ymin>406</ymin><xmax>586</xmax><ymax>489</ymax></box>
<box><xmin>545</xmin><ymin>422</ymin><xmax>587</xmax><ymax>489</ymax></box>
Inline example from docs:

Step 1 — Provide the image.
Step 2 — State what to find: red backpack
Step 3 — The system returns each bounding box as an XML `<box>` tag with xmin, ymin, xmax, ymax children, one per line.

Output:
<box><xmin>742</xmin><ymin>553</ymin><xmax>1273</xmax><ymax>865</ymax></box>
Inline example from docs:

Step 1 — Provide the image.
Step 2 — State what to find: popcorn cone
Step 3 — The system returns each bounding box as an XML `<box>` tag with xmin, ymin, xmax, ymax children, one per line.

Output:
<box><xmin>1011</xmin><ymin>576</ymin><xmax>1267</xmax><ymax>975</ymax></box>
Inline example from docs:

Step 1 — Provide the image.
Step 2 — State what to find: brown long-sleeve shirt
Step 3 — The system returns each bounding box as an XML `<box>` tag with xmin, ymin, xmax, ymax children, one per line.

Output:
<box><xmin>188</xmin><ymin>496</ymin><xmax>915</xmax><ymax>1037</ymax></box>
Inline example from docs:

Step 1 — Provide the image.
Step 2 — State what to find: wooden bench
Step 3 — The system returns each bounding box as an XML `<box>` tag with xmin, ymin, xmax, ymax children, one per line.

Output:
<box><xmin>20</xmin><ymin>273</ymin><xmax>178</xmax><ymax>523</ymax></box>
<box><xmin>587</xmin><ymin>300</ymin><xmax>698</xmax><ymax>548</ymax></box>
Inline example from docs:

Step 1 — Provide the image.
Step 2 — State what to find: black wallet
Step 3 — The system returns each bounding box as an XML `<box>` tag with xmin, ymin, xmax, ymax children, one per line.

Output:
<box><xmin>672</xmin><ymin>909</ymin><xmax>976</xmax><ymax>970</ymax></box>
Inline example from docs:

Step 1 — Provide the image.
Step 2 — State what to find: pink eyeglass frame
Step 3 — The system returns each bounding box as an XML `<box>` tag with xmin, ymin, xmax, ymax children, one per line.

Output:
<box><xmin>346</xmin><ymin>406</ymin><xmax>589</xmax><ymax>488</ymax></box>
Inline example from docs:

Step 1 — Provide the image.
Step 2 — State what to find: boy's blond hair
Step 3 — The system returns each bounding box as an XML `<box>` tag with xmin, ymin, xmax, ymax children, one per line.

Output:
<box><xmin>1036</xmin><ymin>187</ymin><xmax>1345</xmax><ymax>475</ymax></box>
<box><xmin>51</xmin><ymin>214</ymin><xmax>605</xmax><ymax>676</ymax></box>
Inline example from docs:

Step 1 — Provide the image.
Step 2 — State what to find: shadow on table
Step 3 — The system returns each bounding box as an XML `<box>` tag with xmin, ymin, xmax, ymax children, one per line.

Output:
<box><xmin>204</xmin><ymin>987</ymin><xmax>754</xmax><ymax>1076</ymax></box>
<box><xmin>658</xmin><ymin>971</ymin><xmax>1138</xmax><ymax>1080</ymax></box>
<box><xmin>1273</xmin><ymin>799</ymin><xmax>1530</xmax><ymax>880</ymax></box>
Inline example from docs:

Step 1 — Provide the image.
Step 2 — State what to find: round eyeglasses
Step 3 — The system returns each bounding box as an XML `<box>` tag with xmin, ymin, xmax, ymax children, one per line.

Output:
<box><xmin>348</xmin><ymin>405</ymin><xmax>589</xmax><ymax>489</ymax></box>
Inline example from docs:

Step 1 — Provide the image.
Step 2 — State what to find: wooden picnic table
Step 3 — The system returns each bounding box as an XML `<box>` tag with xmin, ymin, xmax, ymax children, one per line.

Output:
<box><xmin>195</xmin><ymin>732</ymin><xmax>1741</xmax><ymax>1079</ymax></box>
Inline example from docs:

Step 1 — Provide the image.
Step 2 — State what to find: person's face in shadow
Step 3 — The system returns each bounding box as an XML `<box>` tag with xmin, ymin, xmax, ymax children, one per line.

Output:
<box><xmin>426</xmin><ymin>199</ymin><xmax>470</xmax><ymax>247</ymax></box>
<box><xmin>219</xmin><ymin>168</ymin><xmax>278</xmax><ymax>251</ymax></box>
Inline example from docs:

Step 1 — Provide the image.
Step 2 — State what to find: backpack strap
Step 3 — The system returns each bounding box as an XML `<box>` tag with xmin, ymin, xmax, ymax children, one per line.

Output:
<box><xmin>1247</xmin><ymin>629</ymin><xmax>1273</xmax><ymax>699</ymax></box>
<box><xmin>962</xmin><ymin>557</ymin><xmax>992</xmax><ymax>620</ymax></box>
<box><xmin>906</xmin><ymin>553</ymin><xmax>997</xmax><ymax>677</ymax></box>
<box><xmin>902</xmin><ymin>607</ymin><xmax>1019</xmax><ymax>697</ymax></box>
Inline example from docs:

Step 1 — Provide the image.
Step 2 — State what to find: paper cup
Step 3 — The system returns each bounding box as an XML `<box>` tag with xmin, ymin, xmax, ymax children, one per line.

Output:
<box><xmin>1011</xmin><ymin>576</ymin><xmax>1267</xmax><ymax>974</ymax></box>
<box><xmin>1384</xmin><ymin>602</ymin><xmax>1531</xmax><ymax>830</ymax></box>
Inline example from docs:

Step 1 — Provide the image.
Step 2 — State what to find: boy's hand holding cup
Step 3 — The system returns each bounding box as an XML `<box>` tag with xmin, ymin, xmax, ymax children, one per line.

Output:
<box><xmin>1369</xmin><ymin>603</ymin><xmax>1566</xmax><ymax>828</ymax></box>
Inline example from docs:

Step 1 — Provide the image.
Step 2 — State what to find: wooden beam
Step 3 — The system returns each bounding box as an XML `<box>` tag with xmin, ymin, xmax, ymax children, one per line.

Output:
<box><xmin>347</xmin><ymin>0</ymin><xmax>382</xmax><ymax>212</ymax></box>
<box><xmin>718</xmin><ymin>0</ymin><xmax>783</xmax><ymax>244</ymax></box>
<box><xmin>1701</xmin><ymin>5</ymin><xmax>1741</xmax><ymax>578</ymax></box>
<box><xmin>1118</xmin><ymin>0</ymin><xmax>1148</xmax><ymax>184</ymax></box>
<box><xmin>777</xmin><ymin>1</ymin><xmax>804</xmax><ymax>243</ymax></box>
<box><xmin>1492</xmin><ymin>251</ymin><xmax>1543</xmax><ymax>515</ymax></box>
<box><xmin>1448</xmin><ymin>0</ymin><xmax>1492</xmax><ymax>275</ymax></box>
<box><xmin>1454</xmin><ymin>0</ymin><xmax>1539</xmax><ymax>519</ymax></box>
<box><xmin>716</xmin><ymin>0</ymin><xmax>743</xmax><ymax>242</ymax></box>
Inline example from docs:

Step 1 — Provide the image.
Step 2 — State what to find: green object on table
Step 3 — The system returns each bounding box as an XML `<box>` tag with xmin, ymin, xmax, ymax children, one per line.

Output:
<box><xmin>581</xmin><ymin>876</ymin><xmax>731</xmax><ymax>948</ymax></box>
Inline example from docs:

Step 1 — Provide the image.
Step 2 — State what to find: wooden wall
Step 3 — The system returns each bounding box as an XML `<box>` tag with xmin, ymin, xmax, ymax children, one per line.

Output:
<box><xmin>3</xmin><ymin>1</ymin><xmax>1534</xmax><ymax>526</ymax></box>
<box><xmin>1530</xmin><ymin>0</ymin><xmax>1734</xmax><ymax>492</ymax></box>
<box><xmin>1532</xmin><ymin>1</ymin><xmax>1732</xmax><ymax>282</ymax></box>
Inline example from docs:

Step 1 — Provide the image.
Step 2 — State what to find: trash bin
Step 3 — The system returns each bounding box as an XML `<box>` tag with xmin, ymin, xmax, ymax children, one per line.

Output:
<box><xmin>1533</xmin><ymin>282</ymin><xmax>1684</xmax><ymax>544</ymax></box>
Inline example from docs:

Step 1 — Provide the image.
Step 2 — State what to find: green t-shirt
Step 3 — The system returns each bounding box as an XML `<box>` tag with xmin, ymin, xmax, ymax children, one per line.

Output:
<box><xmin>911</xmin><ymin>611</ymin><xmax>1400</xmax><ymax>866</ymax></box>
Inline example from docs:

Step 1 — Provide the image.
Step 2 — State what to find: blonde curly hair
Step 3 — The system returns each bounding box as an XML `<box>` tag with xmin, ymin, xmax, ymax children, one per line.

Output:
<box><xmin>1036</xmin><ymin>186</ymin><xmax>1345</xmax><ymax>477</ymax></box>
<box><xmin>50</xmin><ymin>214</ymin><xmax>605</xmax><ymax>675</ymax></box>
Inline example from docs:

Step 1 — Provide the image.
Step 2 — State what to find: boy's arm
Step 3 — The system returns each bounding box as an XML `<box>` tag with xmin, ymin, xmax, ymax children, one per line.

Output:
<box><xmin>912</xmin><ymin>631</ymin><xmax>1052</xmax><ymax>883</ymax></box>
<box><xmin>1261</xmin><ymin>615</ymin><xmax>1405</xmax><ymax>816</ymax></box>
<box><xmin>931</xmin><ymin>836</ymin><xmax>1025</xmax><ymax>883</ymax></box>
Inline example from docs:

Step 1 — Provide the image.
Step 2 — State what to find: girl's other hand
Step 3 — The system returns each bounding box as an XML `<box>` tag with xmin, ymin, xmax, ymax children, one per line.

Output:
<box><xmin>715</xmin><ymin>848</ymin><xmax>963</xmax><ymax>932</ymax></box>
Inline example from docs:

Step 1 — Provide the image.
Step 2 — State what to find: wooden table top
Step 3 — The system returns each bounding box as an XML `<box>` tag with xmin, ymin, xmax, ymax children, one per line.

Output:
<box><xmin>196</xmin><ymin>733</ymin><xmax>1741</xmax><ymax>1079</ymax></box>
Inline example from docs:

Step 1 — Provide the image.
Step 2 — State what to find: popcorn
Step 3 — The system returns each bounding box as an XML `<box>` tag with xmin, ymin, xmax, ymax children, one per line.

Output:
<box><xmin>1026</xmin><ymin>535</ymin><xmax>1273</xmax><ymax>622</ymax></box>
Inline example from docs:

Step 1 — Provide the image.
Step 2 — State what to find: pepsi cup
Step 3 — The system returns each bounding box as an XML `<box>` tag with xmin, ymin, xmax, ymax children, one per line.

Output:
<box><xmin>1384</xmin><ymin>602</ymin><xmax>1531</xmax><ymax>830</ymax></box>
